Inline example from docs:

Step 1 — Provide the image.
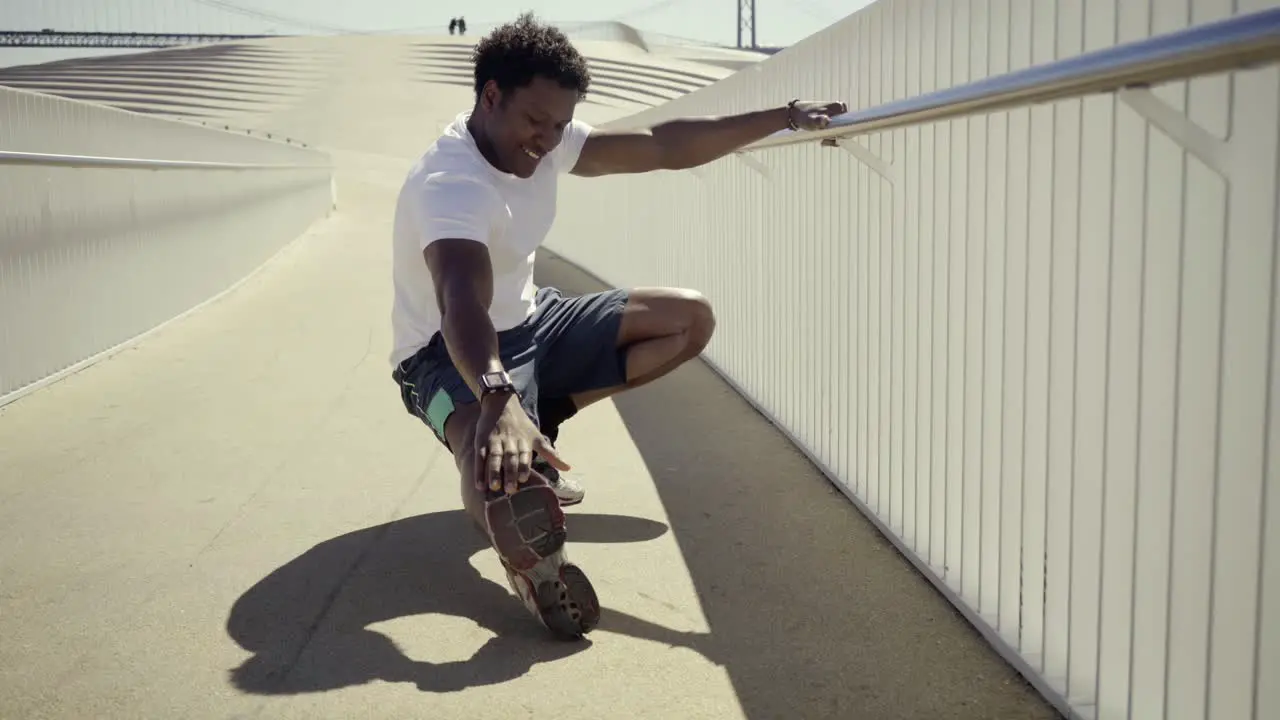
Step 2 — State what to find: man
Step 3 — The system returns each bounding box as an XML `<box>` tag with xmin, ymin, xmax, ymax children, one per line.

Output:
<box><xmin>390</xmin><ymin>13</ymin><xmax>846</xmax><ymax>639</ymax></box>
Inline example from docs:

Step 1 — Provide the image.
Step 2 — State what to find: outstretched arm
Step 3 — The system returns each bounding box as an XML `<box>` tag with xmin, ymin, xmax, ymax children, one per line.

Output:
<box><xmin>570</xmin><ymin>100</ymin><xmax>847</xmax><ymax>177</ymax></box>
<box><xmin>423</xmin><ymin>238</ymin><xmax>502</xmax><ymax>399</ymax></box>
<box><xmin>412</xmin><ymin>173</ymin><xmax>506</xmax><ymax>399</ymax></box>
<box><xmin>413</xmin><ymin>174</ymin><xmax>570</xmax><ymax>494</ymax></box>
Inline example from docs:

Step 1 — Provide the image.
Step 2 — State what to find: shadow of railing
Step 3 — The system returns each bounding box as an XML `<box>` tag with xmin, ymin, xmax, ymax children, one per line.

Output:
<box><xmin>532</xmin><ymin>251</ymin><xmax>1061</xmax><ymax>719</ymax></box>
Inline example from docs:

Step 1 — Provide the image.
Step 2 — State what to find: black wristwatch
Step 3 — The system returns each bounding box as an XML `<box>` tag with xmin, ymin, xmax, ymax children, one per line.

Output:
<box><xmin>478</xmin><ymin>369</ymin><xmax>516</xmax><ymax>398</ymax></box>
<box><xmin>786</xmin><ymin>98</ymin><xmax>801</xmax><ymax>130</ymax></box>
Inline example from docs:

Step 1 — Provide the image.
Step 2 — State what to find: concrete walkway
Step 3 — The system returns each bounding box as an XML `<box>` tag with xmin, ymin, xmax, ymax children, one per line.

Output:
<box><xmin>0</xmin><ymin>179</ymin><xmax>1060</xmax><ymax>720</ymax></box>
<box><xmin>1</xmin><ymin>33</ymin><xmax>1060</xmax><ymax>720</ymax></box>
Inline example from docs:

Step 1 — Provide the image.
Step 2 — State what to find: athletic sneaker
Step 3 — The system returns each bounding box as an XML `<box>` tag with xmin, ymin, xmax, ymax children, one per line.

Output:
<box><xmin>483</xmin><ymin>479</ymin><xmax>600</xmax><ymax>638</ymax></box>
<box><xmin>501</xmin><ymin>551</ymin><xmax>599</xmax><ymax>639</ymax></box>
<box><xmin>535</xmin><ymin>456</ymin><xmax>585</xmax><ymax>506</ymax></box>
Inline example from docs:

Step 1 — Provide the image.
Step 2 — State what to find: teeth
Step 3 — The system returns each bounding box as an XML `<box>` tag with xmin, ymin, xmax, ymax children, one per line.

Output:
<box><xmin>523</xmin><ymin>147</ymin><xmax>541</xmax><ymax>159</ymax></box>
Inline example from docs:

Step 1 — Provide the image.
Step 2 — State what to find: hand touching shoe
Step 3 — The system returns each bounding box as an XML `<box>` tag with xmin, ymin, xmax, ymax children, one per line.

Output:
<box><xmin>473</xmin><ymin>391</ymin><xmax>571</xmax><ymax>497</ymax></box>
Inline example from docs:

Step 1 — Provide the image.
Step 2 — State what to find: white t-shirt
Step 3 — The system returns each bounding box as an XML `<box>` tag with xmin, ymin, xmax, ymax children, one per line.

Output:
<box><xmin>389</xmin><ymin>111</ymin><xmax>594</xmax><ymax>369</ymax></box>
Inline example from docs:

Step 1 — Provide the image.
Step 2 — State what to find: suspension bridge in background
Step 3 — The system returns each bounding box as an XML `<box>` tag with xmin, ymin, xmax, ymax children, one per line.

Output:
<box><xmin>0</xmin><ymin>0</ymin><xmax>807</xmax><ymax>52</ymax></box>
<box><xmin>0</xmin><ymin>30</ymin><xmax>277</xmax><ymax>48</ymax></box>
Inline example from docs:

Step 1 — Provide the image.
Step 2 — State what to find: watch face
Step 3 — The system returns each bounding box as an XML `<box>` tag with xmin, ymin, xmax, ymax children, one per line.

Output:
<box><xmin>482</xmin><ymin>371</ymin><xmax>509</xmax><ymax>388</ymax></box>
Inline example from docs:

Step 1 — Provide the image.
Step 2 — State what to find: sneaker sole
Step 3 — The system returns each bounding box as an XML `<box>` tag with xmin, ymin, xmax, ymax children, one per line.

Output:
<box><xmin>489</xmin><ymin>486</ymin><xmax>601</xmax><ymax>638</ymax></box>
<box><xmin>515</xmin><ymin>552</ymin><xmax>601</xmax><ymax>639</ymax></box>
<box><xmin>484</xmin><ymin>483</ymin><xmax>567</xmax><ymax>571</ymax></box>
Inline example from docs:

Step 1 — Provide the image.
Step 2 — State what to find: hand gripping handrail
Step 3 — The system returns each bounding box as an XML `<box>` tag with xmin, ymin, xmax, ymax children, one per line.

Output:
<box><xmin>743</xmin><ymin>6</ymin><xmax>1280</xmax><ymax>152</ymax></box>
<box><xmin>0</xmin><ymin>150</ymin><xmax>331</xmax><ymax>171</ymax></box>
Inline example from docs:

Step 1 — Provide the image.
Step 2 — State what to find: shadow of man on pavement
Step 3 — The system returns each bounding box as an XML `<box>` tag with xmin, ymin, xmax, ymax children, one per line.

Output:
<box><xmin>225</xmin><ymin>509</ymin><xmax>684</xmax><ymax>694</ymax></box>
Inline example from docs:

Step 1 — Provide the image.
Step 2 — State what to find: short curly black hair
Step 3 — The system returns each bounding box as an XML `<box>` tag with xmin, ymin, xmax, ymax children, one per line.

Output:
<box><xmin>471</xmin><ymin>13</ymin><xmax>591</xmax><ymax>100</ymax></box>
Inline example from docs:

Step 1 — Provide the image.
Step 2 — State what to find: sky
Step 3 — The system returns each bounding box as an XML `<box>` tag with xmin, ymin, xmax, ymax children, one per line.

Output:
<box><xmin>0</xmin><ymin>0</ymin><xmax>877</xmax><ymax>68</ymax></box>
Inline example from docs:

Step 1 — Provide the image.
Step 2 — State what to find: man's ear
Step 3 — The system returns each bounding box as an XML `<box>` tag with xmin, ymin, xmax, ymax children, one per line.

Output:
<box><xmin>479</xmin><ymin>80</ymin><xmax>502</xmax><ymax>111</ymax></box>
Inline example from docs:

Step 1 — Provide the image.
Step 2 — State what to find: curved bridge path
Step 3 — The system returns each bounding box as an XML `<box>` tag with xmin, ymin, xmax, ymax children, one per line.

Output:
<box><xmin>0</xmin><ymin>35</ymin><xmax>1061</xmax><ymax>720</ymax></box>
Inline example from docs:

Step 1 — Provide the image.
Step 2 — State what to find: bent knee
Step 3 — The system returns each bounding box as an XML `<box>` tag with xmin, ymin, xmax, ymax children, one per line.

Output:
<box><xmin>624</xmin><ymin>286</ymin><xmax>717</xmax><ymax>350</ymax></box>
<box><xmin>674</xmin><ymin>289</ymin><xmax>716</xmax><ymax>350</ymax></box>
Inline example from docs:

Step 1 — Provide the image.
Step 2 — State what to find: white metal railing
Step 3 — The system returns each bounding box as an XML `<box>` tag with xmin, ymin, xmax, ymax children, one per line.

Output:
<box><xmin>0</xmin><ymin>85</ymin><xmax>334</xmax><ymax>406</ymax></box>
<box><xmin>0</xmin><ymin>150</ymin><xmax>331</xmax><ymax>171</ymax></box>
<box><xmin>550</xmin><ymin>2</ymin><xmax>1280</xmax><ymax>719</ymax></box>
<box><xmin>744</xmin><ymin>7</ymin><xmax>1280</xmax><ymax>150</ymax></box>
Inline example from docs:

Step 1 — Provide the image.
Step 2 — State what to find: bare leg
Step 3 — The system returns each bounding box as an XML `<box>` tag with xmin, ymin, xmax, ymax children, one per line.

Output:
<box><xmin>569</xmin><ymin>287</ymin><xmax>716</xmax><ymax>410</ymax></box>
<box><xmin>441</xmin><ymin>398</ymin><xmax>598</xmax><ymax>637</ymax></box>
<box><xmin>429</xmin><ymin>288</ymin><xmax>711</xmax><ymax>636</ymax></box>
<box><xmin>442</xmin><ymin>401</ymin><xmax>488</xmax><ymax>531</ymax></box>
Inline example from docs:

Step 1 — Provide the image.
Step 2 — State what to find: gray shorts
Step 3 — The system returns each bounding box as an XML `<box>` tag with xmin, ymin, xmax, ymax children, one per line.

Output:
<box><xmin>392</xmin><ymin>286</ymin><xmax>630</xmax><ymax>448</ymax></box>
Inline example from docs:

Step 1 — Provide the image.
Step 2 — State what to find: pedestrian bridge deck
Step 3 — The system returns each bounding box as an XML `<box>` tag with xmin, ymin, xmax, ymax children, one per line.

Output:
<box><xmin>0</xmin><ymin>31</ymin><xmax>1060</xmax><ymax>719</ymax></box>
<box><xmin>0</xmin><ymin>169</ymin><xmax>1057</xmax><ymax>720</ymax></box>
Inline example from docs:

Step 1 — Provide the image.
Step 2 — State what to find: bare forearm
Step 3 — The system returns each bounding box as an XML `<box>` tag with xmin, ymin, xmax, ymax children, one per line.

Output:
<box><xmin>651</xmin><ymin>106</ymin><xmax>790</xmax><ymax>169</ymax></box>
<box><xmin>440</xmin><ymin>299</ymin><xmax>504</xmax><ymax>397</ymax></box>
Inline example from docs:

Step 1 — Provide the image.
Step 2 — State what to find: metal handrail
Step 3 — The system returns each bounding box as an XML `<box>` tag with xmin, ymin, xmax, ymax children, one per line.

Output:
<box><xmin>0</xmin><ymin>150</ymin><xmax>331</xmax><ymax>171</ymax></box>
<box><xmin>744</xmin><ymin>6</ymin><xmax>1280</xmax><ymax>152</ymax></box>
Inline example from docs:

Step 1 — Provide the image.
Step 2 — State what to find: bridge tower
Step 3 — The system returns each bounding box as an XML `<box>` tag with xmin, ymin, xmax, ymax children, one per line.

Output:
<box><xmin>737</xmin><ymin>0</ymin><xmax>756</xmax><ymax>49</ymax></box>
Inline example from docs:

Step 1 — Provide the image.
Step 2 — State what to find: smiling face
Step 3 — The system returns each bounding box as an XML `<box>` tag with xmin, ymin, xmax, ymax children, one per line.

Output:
<box><xmin>471</xmin><ymin>75</ymin><xmax>580</xmax><ymax>179</ymax></box>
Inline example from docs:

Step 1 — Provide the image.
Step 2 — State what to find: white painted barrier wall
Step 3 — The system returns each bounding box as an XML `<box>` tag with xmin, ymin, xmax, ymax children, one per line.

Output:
<box><xmin>0</xmin><ymin>85</ymin><xmax>333</xmax><ymax>405</ymax></box>
<box><xmin>549</xmin><ymin>1</ymin><xmax>1280</xmax><ymax>718</ymax></box>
